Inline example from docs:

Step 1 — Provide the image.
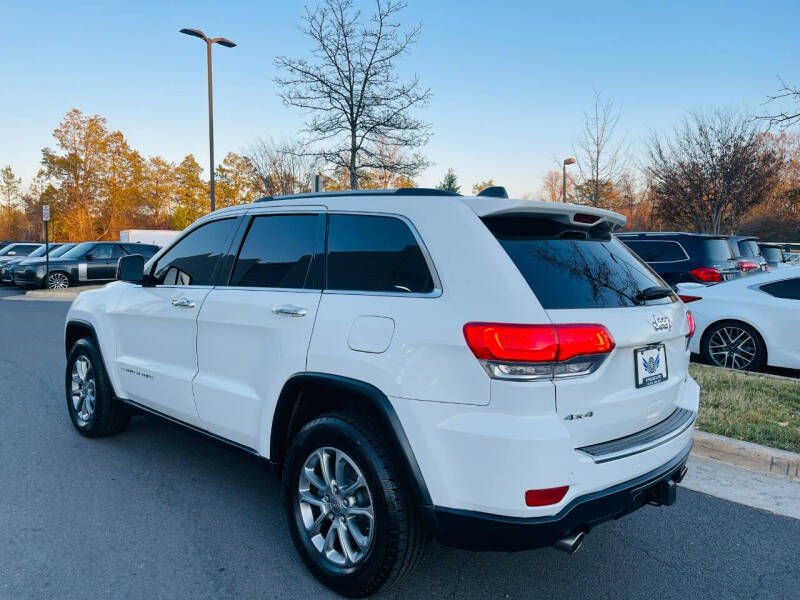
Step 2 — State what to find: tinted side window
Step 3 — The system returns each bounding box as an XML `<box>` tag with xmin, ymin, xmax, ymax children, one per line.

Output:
<box><xmin>483</xmin><ymin>215</ymin><xmax>670</xmax><ymax>309</ymax></box>
<box><xmin>14</xmin><ymin>244</ymin><xmax>40</xmax><ymax>255</ymax></box>
<box><xmin>230</xmin><ymin>214</ymin><xmax>323</xmax><ymax>289</ymax></box>
<box><xmin>624</xmin><ymin>240</ymin><xmax>688</xmax><ymax>262</ymax></box>
<box><xmin>760</xmin><ymin>278</ymin><xmax>800</xmax><ymax>300</ymax></box>
<box><xmin>327</xmin><ymin>214</ymin><xmax>434</xmax><ymax>294</ymax></box>
<box><xmin>91</xmin><ymin>244</ymin><xmax>124</xmax><ymax>259</ymax></box>
<box><xmin>153</xmin><ymin>219</ymin><xmax>235</xmax><ymax>286</ymax></box>
<box><xmin>123</xmin><ymin>244</ymin><xmax>159</xmax><ymax>259</ymax></box>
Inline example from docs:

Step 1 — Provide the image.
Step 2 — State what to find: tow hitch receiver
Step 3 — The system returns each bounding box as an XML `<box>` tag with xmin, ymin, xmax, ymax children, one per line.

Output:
<box><xmin>646</xmin><ymin>479</ymin><xmax>677</xmax><ymax>507</ymax></box>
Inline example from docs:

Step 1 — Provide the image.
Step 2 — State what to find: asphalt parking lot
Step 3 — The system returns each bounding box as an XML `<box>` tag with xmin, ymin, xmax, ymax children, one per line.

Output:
<box><xmin>1</xmin><ymin>289</ymin><xmax>798</xmax><ymax>599</ymax></box>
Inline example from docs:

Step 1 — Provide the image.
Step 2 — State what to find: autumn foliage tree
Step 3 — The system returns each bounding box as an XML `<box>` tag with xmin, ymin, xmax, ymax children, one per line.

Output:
<box><xmin>647</xmin><ymin>110</ymin><xmax>784</xmax><ymax>234</ymax></box>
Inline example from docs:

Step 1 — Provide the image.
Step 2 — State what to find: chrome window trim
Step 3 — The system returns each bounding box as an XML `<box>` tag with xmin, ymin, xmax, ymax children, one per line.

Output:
<box><xmin>323</xmin><ymin>211</ymin><xmax>443</xmax><ymax>298</ymax></box>
<box><xmin>214</xmin><ymin>286</ymin><xmax>322</xmax><ymax>294</ymax></box>
<box><xmin>623</xmin><ymin>240</ymin><xmax>690</xmax><ymax>264</ymax></box>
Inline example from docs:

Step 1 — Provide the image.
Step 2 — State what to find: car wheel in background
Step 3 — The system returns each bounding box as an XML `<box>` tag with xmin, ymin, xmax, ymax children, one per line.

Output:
<box><xmin>701</xmin><ymin>320</ymin><xmax>766</xmax><ymax>372</ymax></box>
<box><xmin>65</xmin><ymin>338</ymin><xmax>130</xmax><ymax>437</ymax></box>
<box><xmin>283</xmin><ymin>412</ymin><xmax>428</xmax><ymax>598</ymax></box>
<box><xmin>47</xmin><ymin>271</ymin><xmax>71</xmax><ymax>289</ymax></box>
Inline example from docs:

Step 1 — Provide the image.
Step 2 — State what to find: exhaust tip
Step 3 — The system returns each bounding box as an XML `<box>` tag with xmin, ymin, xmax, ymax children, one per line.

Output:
<box><xmin>553</xmin><ymin>529</ymin><xmax>586</xmax><ymax>554</ymax></box>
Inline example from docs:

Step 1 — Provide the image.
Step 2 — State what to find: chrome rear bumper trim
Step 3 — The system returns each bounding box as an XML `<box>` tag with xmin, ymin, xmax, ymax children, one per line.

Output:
<box><xmin>577</xmin><ymin>407</ymin><xmax>696</xmax><ymax>464</ymax></box>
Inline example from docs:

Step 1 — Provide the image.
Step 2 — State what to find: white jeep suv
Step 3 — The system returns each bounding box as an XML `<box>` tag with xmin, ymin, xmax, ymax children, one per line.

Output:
<box><xmin>64</xmin><ymin>189</ymin><xmax>699</xmax><ymax>597</ymax></box>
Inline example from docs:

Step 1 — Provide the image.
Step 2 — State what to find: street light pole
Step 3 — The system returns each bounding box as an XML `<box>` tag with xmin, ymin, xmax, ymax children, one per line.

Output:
<box><xmin>180</xmin><ymin>28</ymin><xmax>237</xmax><ymax>214</ymax></box>
<box><xmin>562</xmin><ymin>157</ymin><xmax>576</xmax><ymax>203</ymax></box>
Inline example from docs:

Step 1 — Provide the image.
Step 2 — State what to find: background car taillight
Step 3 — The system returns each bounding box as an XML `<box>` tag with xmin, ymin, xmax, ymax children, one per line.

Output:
<box><xmin>689</xmin><ymin>267</ymin><xmax>722</xmax><ymax>283</ymax></box>
<box><xmin>739</xmin><ymin>261</ymin><xmax>758</xmax><ymax>272</ymax></box>
<box><xmin>463</xmin><ymin>323</ymin><xmax>615</xmax><ymax>380</ymax></box>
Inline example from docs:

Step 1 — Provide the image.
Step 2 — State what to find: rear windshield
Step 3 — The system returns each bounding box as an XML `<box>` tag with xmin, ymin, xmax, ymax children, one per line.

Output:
<box><xmin>737</xmin><ymin>240</ymin><xmax>761</xmax><ymax>258</ymax></box>
<box><xmin>704</xmin><ymin>239</ymin><xmax>735</xmax><ymax>261</ymax></box>
<box><xmin>760</xmin><ymin>247</ymin><xmax>784</xmax><ymax>262</ymax></box>
<box><xmin>483</xmin><ymin>215</ymin><xmax>671</xmax><ymax>309</ymax></box>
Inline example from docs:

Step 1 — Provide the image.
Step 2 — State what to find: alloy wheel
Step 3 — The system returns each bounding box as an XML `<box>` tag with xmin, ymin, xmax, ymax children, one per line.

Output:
<box><xmin>48</xmin><ymin>273</ymin><xmax>69</xmax><ymax>289</ymax></box>
<box><xmin>297</xmin><ymin>446</ymin><xmax>375</xmax><ymax>568</ymax></box>
<box><xmin>71</xmin><ymin>356</ymin><xmax>96</xmax><ymax>422</ymax></box>
<box><xmin>708</xmin><ymin>326</ymin><xmax>757</xmax><ymax>370</ymax></box>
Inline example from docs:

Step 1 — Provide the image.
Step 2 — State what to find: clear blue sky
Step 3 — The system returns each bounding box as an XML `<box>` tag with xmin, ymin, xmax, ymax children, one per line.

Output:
<box><xmin>1</xmin><ymin>0</ymin><xmax>797</xmax><ymax>197</ymax></box>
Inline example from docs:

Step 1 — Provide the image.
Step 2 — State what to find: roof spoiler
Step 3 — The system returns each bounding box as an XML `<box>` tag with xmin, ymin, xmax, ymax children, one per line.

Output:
<box><xmin>476</xmin><ymin>186</ymin><xmax>509</xmax><ymax>198</ymax></box>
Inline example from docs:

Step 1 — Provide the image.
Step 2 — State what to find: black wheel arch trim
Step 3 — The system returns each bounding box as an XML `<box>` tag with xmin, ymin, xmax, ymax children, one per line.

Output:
<box><xmin>272</xmin><ymin>372</ymin><xmax>433</xmax><ymax>509</ymax></box>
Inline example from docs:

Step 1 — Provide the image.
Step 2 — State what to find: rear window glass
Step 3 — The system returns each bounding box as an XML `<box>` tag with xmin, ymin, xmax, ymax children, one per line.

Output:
<box><xmin>704</xmin><ymin>239</ymin><xmax>735</xmax><ymax>261</ymax></box>
<box><xmin>760</xmin><ymin>247</ymin><xmax>784</xmax><ymax>262</ymax></box>
<box><xmin>623</xmin><ymin>240</ymin><xmax>688</xmax><ymax>262</ymax></box>
<box><xmin>483</xmin><ymin>215</ymin><xmax>670</xmax><ymax>309</ymax></box>
<box><xmin>737</xmin><ymin>240</ymin><xmax>760</xmax><ymax>257</ymax></box>
<box><xmin>326</xmin><ymin>214</ymin><xmax>434</xmax><ymax>294</ymax></box>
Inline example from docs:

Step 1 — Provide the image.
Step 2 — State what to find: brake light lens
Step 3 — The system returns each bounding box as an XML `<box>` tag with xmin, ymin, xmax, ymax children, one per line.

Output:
<box><xmin>525</xmin><ymin>486</ymin><xmax>569</xmax><ymax>507</ymax></box>
<box><xmin>686</xmin><ymin>311</ymin><xmax>696</xmax><ymax>339</ymax></box>
<box><xmin>573</xmin><ymin>213</ymin><xmax>600</xmax><ymax>224</ymax></box>
<box><xmin>678</xmin><ymin>294</ymin><xmax>702</xmax><ymax>303</ymax></box>
<box><xmin>690</xmin><ymin>267</ymin><xmax>722</xmax><ymax>283</ymax></box>
<box><xmin>463</xmin><ymin>323</ymin><xmax>615</xmax><ymax>380</ymax></box>
<box><xmin>739</xmin><ymin>261</ymin><xmax>758</xmax><ymax>272</ymax></box>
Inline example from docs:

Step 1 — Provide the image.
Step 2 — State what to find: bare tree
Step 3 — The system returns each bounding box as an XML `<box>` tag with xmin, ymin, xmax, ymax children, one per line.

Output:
<box><xmin>540</xmin><ymin>169</ymin><xmax>576</xmax><ymax>202</ymax></box>
<box><xmin>573</xmin><ymin>92</ymin><xmax>627</xmax><ymax>207</ymax></box>
<box><xmin>275</xmin><ymin>0</ymin><xmax>431</xmax><ymax>189</ymax></box>
<box><xmin>646</xmin><ymin>109</ymin><xmax>784</xmax><ymax>233</ymax></box>
<box><xmin>247</xmin><ymin>138</ymin><xmax>322</xmax><ymax>196</ymax></box>
<box><xmin>760</xmin><ymin>77</ymin><xmax>800</xmax><ymax>129</ymax></box>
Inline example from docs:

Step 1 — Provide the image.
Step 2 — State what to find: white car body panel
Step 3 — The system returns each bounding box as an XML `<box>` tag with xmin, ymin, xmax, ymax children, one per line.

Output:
<box><xmin>66</xmin><ymin>193</ymin><xmax>699</xmax><ymax>519</ymax></box>
<box><xmin>679</xmin><ymin>267</ymin><xmax>800</xmax><ymax>370</ymax></box>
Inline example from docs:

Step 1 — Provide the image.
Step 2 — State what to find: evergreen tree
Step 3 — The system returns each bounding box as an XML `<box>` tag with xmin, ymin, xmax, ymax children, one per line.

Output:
<box><xmin>436</xmin><ymin>168</ymin><xmax>460</xmax><ymax>193</ymax></box>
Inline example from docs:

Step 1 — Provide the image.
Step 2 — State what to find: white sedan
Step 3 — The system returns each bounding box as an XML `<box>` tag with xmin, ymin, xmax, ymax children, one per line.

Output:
<box><xmin>676</xmin><ymin>267</ymin><xmax>800</xmax><ymax>371</ymax></box>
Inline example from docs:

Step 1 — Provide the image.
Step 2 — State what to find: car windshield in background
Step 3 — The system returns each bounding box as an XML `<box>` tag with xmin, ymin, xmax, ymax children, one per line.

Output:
<box><xmin>737</xmin><ymin>240</ymin><xmax>761</xmax><ymax>257</ymax></box>
<box><xmin>27</xmin><ymin>246</ymin><xmax>48</xmax><ymax>258</ymax></box>
<box><xmin>59</xmin><ymin>243</ymin><xmax>94</xmax><ymax>260</ymax></box>
<box><xmin>482</xmin><ymin>215</ymin><xmax>672</xmax><ymax>309</ymax></box>
<box><xmin>0</xmin><ymin>245</ymin><xmax>18</xmax><ymax>256</ymax></box>
<box><xmin>47</xmin><ymin>244</ymin><xmax>75</xmax><ymax>258</ymax></box>
<box><xmin>705</xmin><ymin>239</ymin><xmax>735</xmax><ymax>261</ymax></box>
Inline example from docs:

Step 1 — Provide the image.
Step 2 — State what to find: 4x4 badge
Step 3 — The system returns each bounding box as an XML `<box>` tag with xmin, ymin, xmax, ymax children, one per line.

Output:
<box><xmin>651</xmin><ymin>314</ymin><xmax>672</xmax><ymax>331</ymax></box>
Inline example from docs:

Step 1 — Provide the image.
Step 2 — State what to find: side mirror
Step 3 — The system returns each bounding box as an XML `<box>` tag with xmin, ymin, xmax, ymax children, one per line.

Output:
<box><xmin>117</xmin><ymin>254</ymin><xmax>144</xmax><ymax>284</ymax></box>
<box><xmin>7</xmin><ymin>251</ymin><xmax>16</xmax><ymax>256</ymax></box>
<box><xmin>85</xmin><ymin>253</ymin><xmax>94</xmax><ymax>261</ymax></box>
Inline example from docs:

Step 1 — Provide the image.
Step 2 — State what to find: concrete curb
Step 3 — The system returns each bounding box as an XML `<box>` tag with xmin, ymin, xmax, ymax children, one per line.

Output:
<box><xmin>692</xmin><ymin>429</ymin><xmax>800</xmax><ymax>481</ymax></box>
<box><xmin>23</xmin><ymin>285</ymin><xmax>104</xmax><ymax>300</ymax></box>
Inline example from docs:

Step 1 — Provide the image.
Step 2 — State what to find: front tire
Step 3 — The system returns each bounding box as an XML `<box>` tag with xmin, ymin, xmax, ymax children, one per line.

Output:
<box><xmin>283</xmin><ymin>413</ymin><xmax>428</xmax><ymax>597</ymax></box>
<box><xmin>701</xmin><ymin>321</ymin><xmax>766</xmax><ymax>371</ymax></box>
<box><xmin>47</xmin><ymin>271</ymin><xmax>71</xmax><ymax>289</ymax></box>
<box><xmin>66</xmin><ymin>338</ymin><xmax>130</xmax><ymax>436</ymax></box>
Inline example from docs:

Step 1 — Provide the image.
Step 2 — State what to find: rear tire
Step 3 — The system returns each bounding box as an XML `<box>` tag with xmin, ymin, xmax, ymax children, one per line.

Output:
<box><xmin>283</xmin><ymin>412</ymin><xmax>428</xmax><ymax>597</ymax></box>
<box><xmin>701</xmin><ymin>320</ymin><xmax>766</xmax><ymax>372</ymax></box>
<box><xmin>66</xmin><ymin>338</ymin><xmax>130</xmax><ymax>437</ymax></box>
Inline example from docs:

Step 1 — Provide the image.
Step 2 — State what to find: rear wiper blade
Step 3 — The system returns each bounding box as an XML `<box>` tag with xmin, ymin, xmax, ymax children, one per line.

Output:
<box><xmin>635</xmin><ymin>286</ymin><xmax>673</xmax><ymax>303</ymax></box>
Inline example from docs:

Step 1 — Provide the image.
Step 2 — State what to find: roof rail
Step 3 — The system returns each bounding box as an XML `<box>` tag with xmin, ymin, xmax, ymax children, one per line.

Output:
<box><xmin>255</xmin><ymin>187</ymin><xmax>461</xmax><ymax>203</ymax></box>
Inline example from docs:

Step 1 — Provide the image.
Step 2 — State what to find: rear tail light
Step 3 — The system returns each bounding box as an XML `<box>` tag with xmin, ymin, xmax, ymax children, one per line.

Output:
<box><xmin>678</xmin><ymin>294</ymin><xmax>702</xmax><ymax>303</ymax></box>
<box><xmin>739</xmin><ymin>261</ymin><xmax>758</xmax><ymax>272</ymax></box>
<box><xmin>690</xmin><ymin>267</ymin><xmax>722</xmax><ymax>283</ymax></box>
<box><xmin>686</xmin><ymin>311</ymin><xmax>696</xmax><ymax>339</ymax></box>
<box><xmin>573</xmin><ymin>213</ymin><xmax>600</xmax><ymax>224</ymax></box>
<box><xmin>463</xmin><ymin>323</ymin><xmax>615</xmax><ymax>381</ymax></box>
<box><xmin>525</xmin><ymin>486</ymin><xmax>569</xmax><ymax>506</ymax></box>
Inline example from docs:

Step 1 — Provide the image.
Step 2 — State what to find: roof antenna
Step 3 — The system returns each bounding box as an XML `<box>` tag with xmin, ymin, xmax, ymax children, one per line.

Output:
<box><xmin>476</xmin><ymin>186</ymin><xmax>508</xmax><ymax>199</ymax></box>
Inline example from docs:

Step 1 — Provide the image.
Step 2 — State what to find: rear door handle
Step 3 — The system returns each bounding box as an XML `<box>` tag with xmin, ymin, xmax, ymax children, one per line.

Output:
<box><xmin>272</xmin><ymin>305</ymin><xmax>307</xmax><ymax>317</ymax></box>
<box><xmin>171</xmin><ymin>296</ymin><xmax>196</xmax><ymax>308</ymax></box>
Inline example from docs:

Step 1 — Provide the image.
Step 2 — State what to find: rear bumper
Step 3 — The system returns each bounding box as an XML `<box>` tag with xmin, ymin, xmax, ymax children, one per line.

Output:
<box><xmin>427</xmin><ymin>440</ymin><xmax>691</xmax><ymax>551</ymax></box>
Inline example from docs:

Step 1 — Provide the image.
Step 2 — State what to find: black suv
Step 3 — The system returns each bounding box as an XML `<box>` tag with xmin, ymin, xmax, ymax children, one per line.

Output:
<box><xmin>617</xmin><ymin>232</ymin><xmax>740</xmax><ymax>287</ymax></box>
<box><xmin>14</xmin><ymin>241</ymin><xmax>160</xmax><ymax>289</ymax></box>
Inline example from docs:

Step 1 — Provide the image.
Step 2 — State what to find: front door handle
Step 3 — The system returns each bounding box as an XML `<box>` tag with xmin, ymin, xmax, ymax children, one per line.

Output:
<box><xmin>272</xmin><ymin>305</ymin><xmax>307</xmax><ymax>317</ymax></box>
<box><xmin>171</xmin><ymin>296</ymin><xmax>196</xmax><ymax>308</ymax></box>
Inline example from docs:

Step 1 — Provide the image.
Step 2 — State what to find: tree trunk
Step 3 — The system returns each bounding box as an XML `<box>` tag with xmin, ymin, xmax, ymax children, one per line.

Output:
<box><xmin>349</xmin><ymin>129</ymin><xmax>358</xmax><ymax>190</ymax></box>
